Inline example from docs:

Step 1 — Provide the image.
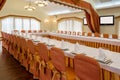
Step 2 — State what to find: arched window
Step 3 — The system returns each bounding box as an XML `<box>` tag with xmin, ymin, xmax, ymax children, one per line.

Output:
<box><xmin>1</xmin><ymin>15</ymin><xmax>40</xmax><ymax>33</ymax></box>
<box><xmin>58</xmin><ymin>18</ymin><xmax>82</xmax><ymax>32</ymax></box>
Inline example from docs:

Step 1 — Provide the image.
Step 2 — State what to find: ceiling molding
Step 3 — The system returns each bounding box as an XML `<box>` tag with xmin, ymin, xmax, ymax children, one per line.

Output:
<box><xmin>57</xmin><ymin>16</ymin><xmax>82</xmax><ymax>22</ymax></box>
<box><xmin>49</xmin><ymin>0</ymin><xmax>82</xmax><ymax>10</ymax></box>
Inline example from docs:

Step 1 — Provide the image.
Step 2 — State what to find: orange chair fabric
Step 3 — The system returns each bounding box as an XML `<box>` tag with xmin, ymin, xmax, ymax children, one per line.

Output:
<box><xmin>74</xmin><ymin>54</ymin><xmax>101</xmax><ymax>80</ymax></box>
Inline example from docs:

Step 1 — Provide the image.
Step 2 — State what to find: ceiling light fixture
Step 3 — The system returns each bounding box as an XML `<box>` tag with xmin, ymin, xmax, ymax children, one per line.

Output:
<box><xmin>24</xmin><ymin>0</ymin><xmax>36</xmax><ymax>11</ymax></box>
<box><xmin>35</xmin><ymin>0</ymin><xmax>48</xmax><ymax>7</ymax></box>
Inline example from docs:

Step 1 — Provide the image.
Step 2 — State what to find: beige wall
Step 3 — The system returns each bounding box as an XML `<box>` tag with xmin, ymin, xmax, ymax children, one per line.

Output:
<box><xmin>49</xmin><ymin>7</ymin><xmax>120</xmax><ymax>35</ymax></box>
<box><xmin>97</xmin><ymin>7</ymin><xmax>120</xmax><ymax>34</ymax></box>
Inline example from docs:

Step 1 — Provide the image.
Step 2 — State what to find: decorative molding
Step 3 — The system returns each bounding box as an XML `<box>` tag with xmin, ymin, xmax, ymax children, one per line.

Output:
<box><xmin>0</xmin><ymin>15</ymin><xmax>41</xmax><ymax>22</ymax></box>
<box><xmin>57</xmin><ymin>17</ymin><xmax>82</xmax><ymax>22</ymax></box>
<box><xmin>49</xmin><ymin>0</ymin><xmax>82</xmax><ymax>10</ymax></box>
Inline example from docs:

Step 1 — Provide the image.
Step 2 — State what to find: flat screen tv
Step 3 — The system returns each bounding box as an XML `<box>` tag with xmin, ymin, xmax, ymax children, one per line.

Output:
<box><xmin>83</xmin><ymin>15</ymin><xmax>114</xmax><ymax>25</ymax></box>
<box><xmin>100</xmin><ymin>15</ymin><xmax>114</xmax><ymax>25</ymax></box>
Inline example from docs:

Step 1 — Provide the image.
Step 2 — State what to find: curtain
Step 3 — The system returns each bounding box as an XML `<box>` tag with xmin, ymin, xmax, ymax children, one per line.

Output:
<box><xmin>77</xmin><ymin>1</ymin><xmax>100</xmax><ymax>33</ymax></box>
<box><xmin>0</xmin><ymin>0</ymin><xmax>6</xmax><ymax>10</ymax></box>
<box><xmin>51</xmin><ymin>0</ymin><xmax>100</xmax><ymax>33</ymax></box>
<box><xmin>15</xmin><ymin>18</ymin><xmax>22</xmax><ymax>31</ymax></box>
<box><xmin>1</xmin><ymin>17</ymin><xmax>41</xmax><ymax>33</ymax></box>
<box><xmin>58</xmin><ymin>19</ymin><xmax>82</xmax><ymax>32</ymax></box>
<box><xmin>2</xmin><ymin>17</ymin><xmax>14</xmax><ymax>33</ymax></box>
<box><xmin>31</xmin><ymin>19</ymin><xmax>40</xmax><ymax>30</ymax></box>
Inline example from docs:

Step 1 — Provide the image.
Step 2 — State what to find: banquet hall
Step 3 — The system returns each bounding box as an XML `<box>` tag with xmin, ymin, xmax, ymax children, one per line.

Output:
<box><xmin>0</xmin><ymin>0</ymin><xmax>120</xmax><ymax>80</ymax></box>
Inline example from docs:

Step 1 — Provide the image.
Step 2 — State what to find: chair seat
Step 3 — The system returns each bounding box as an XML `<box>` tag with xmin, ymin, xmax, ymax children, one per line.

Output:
<box><xmin>66</xmin><ymin>67</ymin><xmax>76</xmax><ymax>80</ymax></box>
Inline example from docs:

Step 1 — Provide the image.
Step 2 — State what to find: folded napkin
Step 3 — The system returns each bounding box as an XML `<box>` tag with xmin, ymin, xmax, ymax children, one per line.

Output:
<box><xmin>74</xmin><ymin>43</ymin><xmax>80</xmax><ymax>53</ymax></box>
<box><xmin>61</xmin><ymin>40</ymin><xmax>67</xmax><ymax>49</ymax></box>
<box><xmin>98</xmin><ymin>48</ymin><xmax>107</xmax><ymax>61</ymax></box>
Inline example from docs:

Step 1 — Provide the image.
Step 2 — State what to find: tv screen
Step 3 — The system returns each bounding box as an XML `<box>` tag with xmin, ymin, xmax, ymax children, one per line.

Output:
<box><xmin>83</xmin><ymin>15</ymin><xmax>114</xmax><ymax>25</ymax></box>
<box><xmin>100</xmin><ymin>15</ymin><xmax>114</xmax><ymax>25</ymax></box>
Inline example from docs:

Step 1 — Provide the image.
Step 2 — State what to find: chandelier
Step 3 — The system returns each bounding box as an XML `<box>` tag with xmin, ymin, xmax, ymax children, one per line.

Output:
<box><xmin>34</xmin><ymin>0</ymin><xmax>48</xmax><ymax>7</ymax></box>
<box><xmin>24</xmin><ymin>1</ymin><xmax>36</xmax><ymax>11</ymax></box>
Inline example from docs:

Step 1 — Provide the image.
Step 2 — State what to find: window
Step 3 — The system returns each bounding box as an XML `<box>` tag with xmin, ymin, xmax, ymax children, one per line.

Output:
<box><xmin>1</xmin><ymin>16</ymin><xmax>40</xmax><ymax>33</ymax></box>
<box><xmin>31</xmin><ymin>19</ymin><xmax>40</xmax><ymax>30</ymax></box>
<box><xmin>15</xmin><ymin>18</ymin><xmax>22</xmax><ymax>30</ymax></box>
<box><xmin>2</xmin><ymin>17</ymin><xmax>14</xmax><ymax>33</ymax></box>
<box><xmin>23</xmin><ymin>18</ymin><xmax>30</xmax><ymax>30</ymax></box>
<box><xmin>58</xmin><ymin>19</ymin><xmax>82</xmax><ymax>32</ymax></box>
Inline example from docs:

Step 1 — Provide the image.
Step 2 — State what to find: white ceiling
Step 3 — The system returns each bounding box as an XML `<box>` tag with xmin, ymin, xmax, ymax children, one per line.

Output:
<box><xmin>2</xmin><ymin>0</ymin><xmax>120</xmax><ymax>16</ymax></box>
<box><xmin>94</xmin><ymin>0</ymin><xmax>120</xmax><ymax>9</ymax></box>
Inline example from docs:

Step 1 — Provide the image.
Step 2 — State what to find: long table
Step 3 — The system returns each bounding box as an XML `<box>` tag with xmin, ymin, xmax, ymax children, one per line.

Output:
<box><xmin>29</xmin><ymin>32</ymin><xmax>120</xmax><ymax>80</ymax></box>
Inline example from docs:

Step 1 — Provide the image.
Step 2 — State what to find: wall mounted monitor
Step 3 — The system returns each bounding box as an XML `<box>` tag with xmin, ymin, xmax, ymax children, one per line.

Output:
<box><xmin>100</xmin><ymin>15</ymin><xmax>114</xmax><ymax>25</ymax></box>
<box><xmin>83</xmin><ymin>15</ymin><xmax>114</xmax><ymax>25</ymax></box>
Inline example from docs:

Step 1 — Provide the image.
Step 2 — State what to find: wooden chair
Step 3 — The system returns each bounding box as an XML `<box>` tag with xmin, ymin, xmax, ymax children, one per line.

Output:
<box><xmin>27</xmin><ymin>40</ymin><xmax>38</xmax><ymax>78</ymax></box>
<box><xmin>28</xmin><ymin>30</ymin><xmax>32</xmax><ymax>33</ymax></box>
<box><xmin>38</xmin><ymin>30</ymin><xmax>43</xmax><ymax>33</ymax></box>
<box><xmin>68</xmin><ymin>31</ymin><xmax>71</xmax><ymax>35</ymax></box>
<box><xmin>87</xmin><ymin>32</ymin><xmax>92</xmax><ymax>36</ymax></box>
<box><xmin>33</xmin><ymin>30</ymin><xmax>37</xmax><ymax>33</ymax></box>
<box><xmin>103</xmin><ymin>33</ymin><xmax>109</xmax><ymax>38</ymax></box>
<box><xmin>112</xmin><ymin>34</ymin><xmax>118</xmax><ymax>39</ymax></box>
<box><xmin>36</xmin><ymin>43</ymin><xmax>52</xmax><ymax>80</ymax></box>
<box><xmin>74</xmin><ymin>54</ymin><xmax>101</xmax><ymax>80</ymax></box>
<box><xmin>77</xmin><ymin>32</ymin><xmax>81</xmax><ymax>36</ymax></box>
<box><xmin>21</xmin><ymin>30</ymin><xmax>26</xmax><ymax>33</ymax></box>
<box><xmin>50</xmin><ymin>47</ymin><xmax>76</xmax><ymax>80</ymax></box>
<box><xmin>82</xmin><ymin>32</ymin><xmax>85</xmax><ymax>36</ymax></box>
<box><xmin>94</xmin><ymin>33</ymin><xmax>100</xmax><ymax>37</ymax></box>
<box><xmin>72</xmin><ymin>31</ymin><xmax>76</xmax><ymax>35</ymax></box>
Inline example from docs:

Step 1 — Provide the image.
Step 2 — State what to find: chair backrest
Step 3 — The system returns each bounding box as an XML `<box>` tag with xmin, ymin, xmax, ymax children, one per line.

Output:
<box><xmin>36</xmin><ymin>43</ymin><xmax>49</xmax><ymax>62</ymax></box>
<box><xmin>28</xmin><ymin>30</ymin><xmax>32</xmax><ymax>33</ymax></box>
<box><xmin>21</xmin><ymin>30</ymin><xmax>26</xmax><ymax>33</ymax></box>
<box><xmin>103</xmin><ymin>33</ymin><xmax>109</xmax><ymax>38</ymax></box>
<box><xmin>38</xmin><ymin>30</ymin><xmax>42</xmax><ymax>33</ymax></box>
<box><xmin>77</xmin><ymin>32</ymin><xmax>81</xmax><ymax>35</ymax></box>
<box><xmin>74</xmin><ymin>54</ymin><xmax>101</xmax><ymax>80</ymax></box>
<box><xmin>50</xmin><ymin>47</ymin><xmax>66</xmax><ymax>72</ymax></box>
<box><xmin>82</xmin><ymin>32</ymin><xmax>85</xmax><ymax>36</ymax></box>
<box><xmin>87</xmin><ymin>32</ymin><xmax>92</xmax><ymax>36</ymax></box>
<box><xmin>33</xmin><ymin>30</ymin><xmax>37</xmax><ymax>33</ymax></box>
<box><xmin>94</xmin><ymin>33</ymin><xmax>100</xmax><ymax>37</ymax></box>
<box><xmin>68</xmin><ymin>31</ymin><xmax>71</xmax><ymax>35</ymax></box>
<box><xmin>27</xmin><ymin>40</ymin><xmax>36</xmax><ymax>54</ymax></box>
<box><xmin>112</xmin><ymin>34</ymin><xmax>118</xmax><ymax>39</ymax></box>
<box><xmin>21</xmin><ymin>38</ymin><xmax>27</xmax><ymax>50</ymax></box>
<box><xmin>72</xmin><ymin>31</ymin><xmax>76</xmax><ymax>35</ymax></box>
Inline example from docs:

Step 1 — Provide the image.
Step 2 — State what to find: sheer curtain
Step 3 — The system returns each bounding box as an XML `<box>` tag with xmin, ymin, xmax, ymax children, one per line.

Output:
<box><xmin>15</xmin><ymin>18</ymin><xmax>22</xmax><ymax>31</ymax></box>
<box><xmin>1</xmin><ymin>16</ymin><xmax>41</xmax><ymax>33</ymax></box>
<box><xmin>58</xmin><ymin>19</ymin><xmax>82</xmax><ymax>32</ymax></box>
<box><xmin>31</xmin><ymin>19</ymin><xmax>40</xmax><ymax>30</ymax></box>
<box><xmin>23</xmin><ymin>18</ymin><xmax>30</xmax><ymax>30</ymax></box>
<box><xmin>2</xmin><ymin>17</ymin><xmax>14</xmax><ymax>33</ymax></box>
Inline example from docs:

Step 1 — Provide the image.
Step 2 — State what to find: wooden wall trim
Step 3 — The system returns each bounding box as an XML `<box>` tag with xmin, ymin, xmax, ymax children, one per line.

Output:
<box><xmin>0</xmin><ymin>15</ymin><xmax>41</xmax><ymax>22</ymax></box>
<box><xmin>0</xmin><ymin>0</ymin><xmax>6</xmax><ymax>11</ymax></box>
